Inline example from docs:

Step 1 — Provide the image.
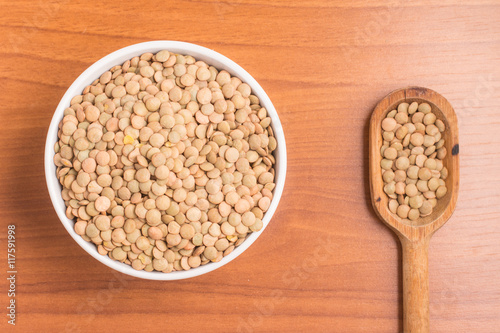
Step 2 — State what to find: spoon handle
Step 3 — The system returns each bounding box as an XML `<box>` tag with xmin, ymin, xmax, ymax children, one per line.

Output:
<box><xmin>400</xmin><ymin>236</ymin><xmax>430</xmax><ymax>333</ymax></box>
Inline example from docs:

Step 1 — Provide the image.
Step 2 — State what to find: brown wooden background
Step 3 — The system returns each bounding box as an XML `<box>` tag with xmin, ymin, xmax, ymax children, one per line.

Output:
<box><xmin>1</xmin><ymin>0</ymin><xmax>499</xmax><ymax>332</ymax></box>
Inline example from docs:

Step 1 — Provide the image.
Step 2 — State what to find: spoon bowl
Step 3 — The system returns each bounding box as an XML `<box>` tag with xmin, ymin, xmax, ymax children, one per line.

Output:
<box><xmin>369</xmin><ymin>87</ymin><xmax>459</xmax><ymax>332</ymax></box>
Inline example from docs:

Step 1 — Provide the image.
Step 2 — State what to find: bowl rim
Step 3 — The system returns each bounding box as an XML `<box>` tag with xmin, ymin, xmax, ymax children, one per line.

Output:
<box><xmin>44</xmin><ymin>41</ymin><xmax>287</xmax><ymax>280</ymax></box>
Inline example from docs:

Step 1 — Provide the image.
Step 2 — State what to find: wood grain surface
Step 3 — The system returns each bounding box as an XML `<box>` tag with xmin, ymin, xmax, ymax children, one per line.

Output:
<box><xmin>1</xmin><ymin>1</ymin><xmax>499</xmax><ymax>332</ymax></box>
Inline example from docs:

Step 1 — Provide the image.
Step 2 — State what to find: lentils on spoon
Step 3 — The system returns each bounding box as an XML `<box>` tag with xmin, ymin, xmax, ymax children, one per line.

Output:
<box><xmin>381</xmin><ymin>101</ymin><xmax>448</xmax><ymax>221</ymax></box>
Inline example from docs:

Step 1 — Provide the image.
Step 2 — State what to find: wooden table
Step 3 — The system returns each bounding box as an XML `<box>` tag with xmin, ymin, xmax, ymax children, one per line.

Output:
<box><xmin>1</xmin><ymin>1</ymin><xmax>499</xmax><ymax>332</ymax></box>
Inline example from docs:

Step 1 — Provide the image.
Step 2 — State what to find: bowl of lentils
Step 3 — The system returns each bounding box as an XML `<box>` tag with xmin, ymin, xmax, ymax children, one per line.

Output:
<box><xmin>45</xmin><ymin>41</ymin><xmax>287</xmax><ymax>280</ymax></box>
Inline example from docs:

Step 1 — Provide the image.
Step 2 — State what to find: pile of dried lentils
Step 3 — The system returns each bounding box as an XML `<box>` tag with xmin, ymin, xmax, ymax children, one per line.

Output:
<box><xmin>53</xmin><ymin>50</ymin><xmax>277</xmax><ymax>272</ymax></box>
<box><xmin>380</xmin><ymin>101</ymin><xmax>448</xmax><ymax>221</ymax></box>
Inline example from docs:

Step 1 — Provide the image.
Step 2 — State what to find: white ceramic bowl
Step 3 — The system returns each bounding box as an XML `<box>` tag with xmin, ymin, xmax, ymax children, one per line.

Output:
<box><xmin>45</xmin><ymin>41</ymin><xmax>287</xmax><ymax>280</ymax></box>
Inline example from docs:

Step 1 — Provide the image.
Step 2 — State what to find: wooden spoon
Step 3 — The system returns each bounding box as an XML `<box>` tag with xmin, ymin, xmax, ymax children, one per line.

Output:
<box><xmin>369</xmin><ymin>87</ymin><xmax>459</xmax><ymax>332</ymax></box>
